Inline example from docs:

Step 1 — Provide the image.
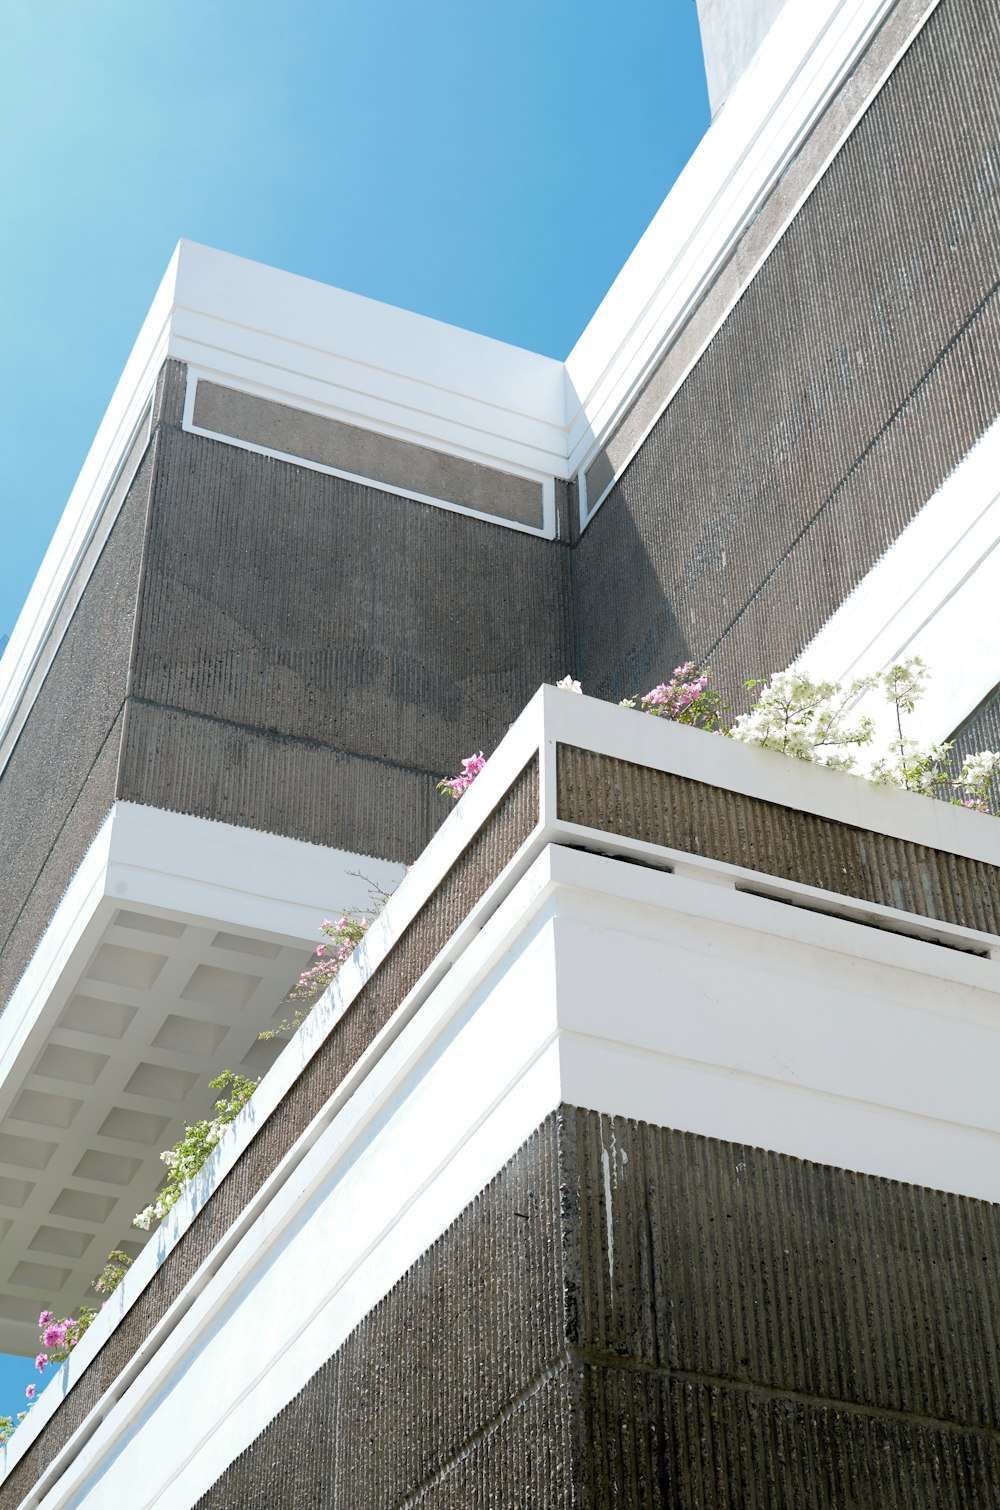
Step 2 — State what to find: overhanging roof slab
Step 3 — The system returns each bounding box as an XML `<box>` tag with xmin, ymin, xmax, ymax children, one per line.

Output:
<box><xmin>0</xmin><ymin>802</ymin><xmax>403</xmax><ymax>1354</ymax></box>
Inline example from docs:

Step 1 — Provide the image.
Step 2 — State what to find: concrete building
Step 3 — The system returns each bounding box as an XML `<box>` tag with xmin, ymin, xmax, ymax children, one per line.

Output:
<box><xmin>0</xmin><ymin>0</ymin><xmax>999</xmax><ymax>1503</ymax></box>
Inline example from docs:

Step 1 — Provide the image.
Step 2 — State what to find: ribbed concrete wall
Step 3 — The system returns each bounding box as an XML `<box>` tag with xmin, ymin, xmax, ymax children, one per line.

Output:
<box><xmin>557</xmin><ymin>744</ymin><xmax>1000</xmax><ymax>934</ymax></box>
<box><xmin>949</xmin><ymin>681</ymin><xmax>1000</xmax><ymax>776</ymax></box>
<box><xmin>6</xmin><ymin>0</ymin><xmax>999</xmax><ymax>954</ymax></box>
<box><xmin>193</xmin><ymin>1106</ymin><xmax>1000</xmax><ymax>1508</ymax></box>
<box><xmin>121</xmin><ymin>414</ymin><xmax>570</xmax><ymax>858</ymax></box>
<box><xmin>0</xmin><ymin>444</ymin><xmax>153</xmax><ymax>1013</ymax></box>
<box><xmin>573</xmin><ymin>0</ymin><xmax>1000</xmax><ymax>709</ymax></box>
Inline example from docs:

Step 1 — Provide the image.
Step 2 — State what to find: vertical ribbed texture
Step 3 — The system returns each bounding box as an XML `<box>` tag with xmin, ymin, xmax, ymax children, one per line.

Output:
<box><xmin>0</xmin><ymin>449</ymin><xmax>153</xmax><ymax>1014</ymax></box>
<box><xmin>190</xmin><ymin>1107</ymin><xmax>1000</xmax><ymax>1507</ymax></box>
<box><xmin>560</xmin><ymin>1110</ymin><xmax>1000</xmax><ymax>1427</ymax></box>
<box><xmin>118</xmin><ymin>700</ymin><xmax>441</xmax><ymax>859</ymax></box>
<box><xmin>122</xmin><ymin>422</ymin><xmax>571</xmax><ymax>855</ymax></box>
<box><xmin>572</xmin><ymin>0</ymin><xmax>1000</xmax><ymax>708</ymax></box>
<box><xmin>949</xmin><ymin>681</ymin><xmax>1000</xmax><ymax>782</ymax></box>
<box><xmin>557</xmin><ymin>744</ymin><xmax>1000</xmax><ymax>932</ymax></box>
<box><xmin>0</xmin><ymin>763</ymin><xmax>538</xmax><ymax>1509</ymax></box>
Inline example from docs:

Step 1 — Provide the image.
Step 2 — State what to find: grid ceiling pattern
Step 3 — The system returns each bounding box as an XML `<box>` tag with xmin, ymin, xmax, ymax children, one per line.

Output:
<box><xmin>0</xmin><ymin>907</ymin><xmax>310</xmax><ymax>1353</ymax></box>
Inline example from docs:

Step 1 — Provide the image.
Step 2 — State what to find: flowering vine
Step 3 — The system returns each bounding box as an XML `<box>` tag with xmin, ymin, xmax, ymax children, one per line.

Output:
<box><xmin>436</xmin><ymin>662</ymin><xmax>1000</xmax><ymax>816</ymax></box>
<box><xmin>437</xmin><ymin>752</ymin><xmax>486</xmax><ymax>800</ymax></box>
<box><xmin>732</xmin><ymin>658</ymin><xmax>1000</xmax><ymax>807</ymax></box>
<box><xmin>0</xmin><ymin>1251</ymin><xmax>136</xmax><ymax>1447</ymax></box>
<box><xmin>619</xmin><ymin>661</ymin><xmax>727</xmax><ymax>731</ymax></box>
<box><xmin>133</xmin><ymin>1073</ymin><xmax>257</xmax><ymax>1231</ymax></box>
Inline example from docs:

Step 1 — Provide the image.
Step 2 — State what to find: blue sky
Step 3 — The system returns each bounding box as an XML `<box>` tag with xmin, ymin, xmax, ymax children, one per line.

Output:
<box><xmin>0</xmin><ymin>0</ymin><xmax>708</xmax><ymax>640</ymax></box>
<box><xmin>0</xmin><ymin>0</ymin><xmax>707</xmax><ymax>1406</ymax></box>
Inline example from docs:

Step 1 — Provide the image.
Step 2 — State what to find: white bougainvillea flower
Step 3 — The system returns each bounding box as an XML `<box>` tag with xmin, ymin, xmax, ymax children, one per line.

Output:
<box><xmin>556</xmin><ymin>675</ymin><xmax>582</xmax><ymax>693</ymax></box>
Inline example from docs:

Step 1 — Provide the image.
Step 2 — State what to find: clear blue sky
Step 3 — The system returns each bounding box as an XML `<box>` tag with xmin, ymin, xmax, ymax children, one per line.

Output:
<box><xmin>0</xmin><ymin>0</ymin><xmax>708</xmax><ymax>640</ymax></box>
<box><xmin>0</xmin><ymin>0</ymin><xmax>707</xmax><ymax>1407</ymax></box>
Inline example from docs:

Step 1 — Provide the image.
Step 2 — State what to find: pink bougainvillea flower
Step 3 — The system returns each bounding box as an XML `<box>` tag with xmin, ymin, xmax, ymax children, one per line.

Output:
<box><xmin>34</xmin><ymin>1354</ymin><xmax>47</xmax><ymax>1374</ymax></box>
<box><xmin>24</xmin><ymin>1384</ymin><xmax>35</xmax><ymax>1401</ymax></box>
<box><xmin>37</xmin><ymin>1310</ymin><xmax>52</xmax><ymax>1327</ymax></box>
<box><xmin>437</xmin><ymin>752</ymin><xmax>487</xmax><ymax>800</ymax></box>
<box><xmin>42</xmin><ymin>1324</ymin><xmax>66</xmax><ymax>1349</ymax></box>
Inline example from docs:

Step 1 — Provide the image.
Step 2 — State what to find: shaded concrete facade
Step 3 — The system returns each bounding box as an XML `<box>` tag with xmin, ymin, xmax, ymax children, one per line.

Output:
<box><xmin>574</xmin><ymin>0</ymin><xmax>1000</xmax><ymax>708</ymax></box>
<box><xmin>5</xmin><ymin>693</ymin><xmax>999</xmax><ymax>1504</ymax></box>
<box><xmin>191</xmin><ymin>1108</ymin><xmax>1000</xmax><ymax>1509</ymax></box>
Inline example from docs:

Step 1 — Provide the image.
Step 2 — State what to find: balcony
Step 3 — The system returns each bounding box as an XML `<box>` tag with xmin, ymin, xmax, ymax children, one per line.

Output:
<box><xmin>4</xmin><ymin>685</ymin><xmax>1000</xmax><ymax>1505</ymax></box>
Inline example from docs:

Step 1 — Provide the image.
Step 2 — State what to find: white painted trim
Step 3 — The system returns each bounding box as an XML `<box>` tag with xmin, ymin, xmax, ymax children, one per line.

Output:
<box><xmin>0</xmin><ymin>801</ymin><xmax>406</xmax><ymax>1354</ymax></box>
<box><xmin>0</xmin><ymin>803</ymin><xmax>403</xmax><ymax>1109</ymax></box>
<box><xmin>7</xmin><ymin>678</ymin><xmax>1000</xmax><ymax>1491</ymax></box>
<box><xmin>794</xmin><ymin>412</ymin><xmax>1000</xmax><ymax>746</ymax></box>
<box><xmin>167</xmin><ymin>243</ymin><xmax>569</xmax><ymax>477</ymax></box>
<box><xmin>567</xmin><ymin>0</ymin><xmax>942</xmax><ymax>522</ymax></box>
<box><xmin>182</xmin><ymin>370</ymin><xmax>556</xmax><ymax>539</ymax></box>
<box><xmin>13</xmin><ymin>835</ymin><xmax>1000</xmax><ymax>1506</ymax></box>
<box><xmin>7</xmin><ymin>682</ymin><xmax>1000</xmax><ymax>1482</ymax></box>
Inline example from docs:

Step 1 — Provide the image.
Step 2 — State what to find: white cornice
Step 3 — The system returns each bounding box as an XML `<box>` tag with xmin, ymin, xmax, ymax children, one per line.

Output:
<box><xmin>167</xmin><ymin>241</ymin><xmax>569</xmax><ymax>478</ymax></box>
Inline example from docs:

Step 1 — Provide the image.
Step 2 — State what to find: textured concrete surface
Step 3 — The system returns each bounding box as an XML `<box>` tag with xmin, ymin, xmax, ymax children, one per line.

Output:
<box><xmin>949</xmin><ymin>681</ymin><xmax>1000</xmax><ymax>775</ymax></box>
<box><xmin>696</xmin><ymin>0</ymin><xmax>791</xmax><ymax>115</ymax></box>
<box><xmin>575</xmin><ymin>0</ymin><xmax>1000</xmax><ymax>711</ymax></box>
<box><xmin>0</xmin><ymin>443</ymin><xmax>153</xmax><ymax>1014</ymax></box>
<box><xmin>557</xmin><ymin>744</ymin><xmax>1000</xmax><ymax>934</ymax></box>
<box><xmin>193</xmin><ymin>380</ymin><xmax>545</xmax><ymax>528</ymax></box>
<box><xmin>9</xmin><ymin>1</ymin><xmax>998</xmax><ymax>912</ymax></box>
<box><xmin>584</xmin><ymin>0</ymin><xmax>939</xmax><ymax>512</ymax></box>
<box><xmin>122</xmin><ymin>423</ymin><xmax>570</xmax><ymax>859</ymax></box>
<box><xmin>191</xmin><ymin>1106</ymin><xmax>1000</xmax><ymax>1507</ymax></box>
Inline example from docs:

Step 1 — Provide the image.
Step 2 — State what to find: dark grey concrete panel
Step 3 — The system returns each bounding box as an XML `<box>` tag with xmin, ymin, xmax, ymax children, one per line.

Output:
<box><xmin>193</xmin><ymin>379</ymin><xmax>545</xmax><ymax>529</ymax></box>
<box><xmin>0</xmin><ymin>714</ymin><xmax>125</xmax><ymax>1017</ymax></box>
<box><xmin>584</xmin><ymin>0</ymin><xmax>940</xmax><ymax>512</ymax></box>
<box><xmin>152</xmin><ymin>356</ymin><xmax>188</xmax><ymax>430</ymax></box>
<box><xmin>190</xmin><ymin>1104</ymin><xmax>1000</xmax><ymax>1507</ymax></box>
<box><xmin>560</xmin><ymin>1108</ymin><xmax>1000</xmax><ymax>1430</ymax></box>
<box><xmin>579</xmin><ymin>1367</ymin><xmax>1000</xmax><ymax>1508</ymax></box>
<box><xmin>119</xmin><ymin>699</ymin><xmax>441</xmax><ymax>861</ymax></box>
<box><xmin>0</xmin><ymin>449</ymin><xmax>154</xmax><ymax>1014</ymax></box>
<box><xmin>949</xmin><ymin>682</ymin><xmax>1000</xmax><ymax>770</ymax></box>
<box><xmin>557</xmin><ymin>744</ymin><xmax>1000</xmax><ymax>934</ymax></box>
<box><xmin>124</xmin><ymin>426</ymin><xmax>570</xmax><ymax>848</ymax></box>
<box><xmin>574</xmin><ymin>0</ymin><xmax>1000</xmax><ymax>710</ymax></box>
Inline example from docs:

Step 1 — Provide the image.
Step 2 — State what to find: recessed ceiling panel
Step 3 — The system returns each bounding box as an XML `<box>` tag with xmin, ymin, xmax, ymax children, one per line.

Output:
<box><xmin>180</xmin><ymin>964</ymin><xmax>262</xmax><ymax>1011</ymax></box>
<box><xmin>11</xmin><ymin>1090</ymin><xmax>83</xmax><ymax>1129</ymax></box>
<box><xmin>85</xmin><ymin>944</ymin><xmax>167</xmax><ymax>991</ymax></box>
<box><xmin>59</xmin><ymin>996</ymin><xmax>137</xmax><ymax>1040</ymax></box>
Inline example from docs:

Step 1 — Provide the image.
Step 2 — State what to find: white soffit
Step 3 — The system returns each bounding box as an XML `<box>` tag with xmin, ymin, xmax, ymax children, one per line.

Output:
<box><xmin>0</xmin><ymin>801</ymin><xmax>402</xmax><ymax>1355</ymax></box>
<box><xmin>795</xmin><ymin>412</ymin><xmax>1000</xmax><ymax>746</ymax></box>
